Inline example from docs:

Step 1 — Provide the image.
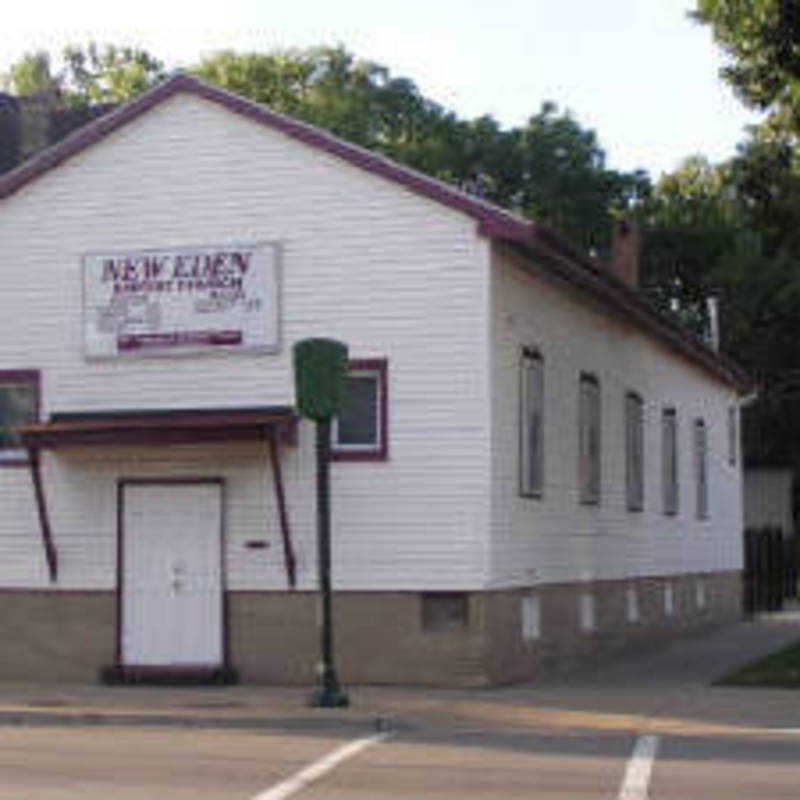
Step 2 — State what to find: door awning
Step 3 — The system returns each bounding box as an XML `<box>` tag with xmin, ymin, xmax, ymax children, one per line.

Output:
<box><xmin>19</xmin><ymin>406</ymin><xmax>298</xmax><ymax>588</ymax></box>
<box><xmin>20</xmin><ymin>406</ymin><xmax>297</xmax><ymax>449</ymax></box>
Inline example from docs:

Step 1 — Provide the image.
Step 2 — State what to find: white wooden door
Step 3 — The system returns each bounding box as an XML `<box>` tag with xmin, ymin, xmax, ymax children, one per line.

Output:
<box><xmin>121</xmin><ymin>482</ymin><xmax>223</xmax><ymax>667</ymax></box>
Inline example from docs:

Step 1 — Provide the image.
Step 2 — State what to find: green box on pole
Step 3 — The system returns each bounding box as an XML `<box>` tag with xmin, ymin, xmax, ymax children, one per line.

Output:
<box><xmin>293</xmin><ymin>338</ymin><xmax>349</xmax><ymax>421</ymax></box>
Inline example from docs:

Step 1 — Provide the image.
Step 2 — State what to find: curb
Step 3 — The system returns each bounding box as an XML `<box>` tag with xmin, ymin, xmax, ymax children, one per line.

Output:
<box><xmin>0</xmin><ymin>708</ymin><xmax>401</xmax><ymax>734</ymax></box>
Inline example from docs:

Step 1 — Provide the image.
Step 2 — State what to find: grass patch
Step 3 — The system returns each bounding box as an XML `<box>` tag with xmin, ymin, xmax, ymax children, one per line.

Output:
<box><xmin>715</xmin><ymin>639</ymin><xmax>800</xmax><ymax>687</ymax></box>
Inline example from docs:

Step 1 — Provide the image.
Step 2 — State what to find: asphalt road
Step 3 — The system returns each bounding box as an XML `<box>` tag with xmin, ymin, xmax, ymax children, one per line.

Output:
<box><xmin>1</xmin><ymin>721</ymin><xmax>799</xmax><ymax>800</ymax></box>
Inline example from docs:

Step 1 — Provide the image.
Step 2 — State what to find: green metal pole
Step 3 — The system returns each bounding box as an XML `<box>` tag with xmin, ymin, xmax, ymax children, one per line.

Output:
<box><xmin>312</xmin><ymin>418</ymin><xmax>347</xmax><ymax>707</ymax></box>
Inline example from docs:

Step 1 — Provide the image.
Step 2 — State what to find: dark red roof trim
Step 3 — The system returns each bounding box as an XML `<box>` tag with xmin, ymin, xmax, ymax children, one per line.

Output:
<box><xmin>20</xmin><ymin>406</ymin><xmax>297</xmax><ymax>449</ymax></box>
<box><xmin>0</xmin><ymin>73</ymin><xmax>531</xmax><ymax>240</ymax></box>
<box><xmin>507</xmin><ymin>235</ymin><xmax>751</xmax><ymax>391</ymax></box>
<box><xmin>0</xmin><ymin>74</ymin><xmax>749</xmax><ymax>391</ymax></box>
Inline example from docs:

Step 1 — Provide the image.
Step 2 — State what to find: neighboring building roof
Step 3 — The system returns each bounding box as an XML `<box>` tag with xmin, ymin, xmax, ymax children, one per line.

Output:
<box><xmin>0</xmin><ymin>73</ymin><xmax>750</xmax><ymax>392</ymax></box>
<box><xmin>0</xmin><ymin>91</ymin><xmax>113</xmax><ymax>173</ymax></box>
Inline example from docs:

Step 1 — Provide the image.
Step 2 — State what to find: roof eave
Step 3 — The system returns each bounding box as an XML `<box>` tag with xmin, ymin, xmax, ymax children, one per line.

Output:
<box><xmin>495</xmin><ymin>233</ymin><xmax>752</xmax><ymax>394</ymax></box>
<box><xmin>0</xmin><ymin>73</ymin><xmax>751</xmax><ymax>393</ymax></box>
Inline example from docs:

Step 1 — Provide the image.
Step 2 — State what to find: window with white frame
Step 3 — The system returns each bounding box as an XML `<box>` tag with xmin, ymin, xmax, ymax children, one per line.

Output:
<box><xmin>520</xmin><ymin>347</ymin><xmax>544</xmax><ymax>497</ymax></box>
<box><xmin>662</xmin><ymin>408</ymin><xmax>679</xmax><ymax>515</ymax></box>
<box><xmin>694</xmin><ymin>418</ymin><xmax>708</xmax><ymax>519</ymax></box>
<box><xmin>625</xmin><ymin>392</ymin><xmax>644</xmax><ymax>511</ymax></box>
<box><xmin>332</xmin><ymin>359</ymin><xmax>388</xmax><ymax>461</ymax></box>
<box><xmin>0</xmin><ymin>371</ymin><xmax>39</xmax><ymax>464</ymax></box>
<box><xmin>579</xmin><ymin>374</ymin><xmax>601</xmax><ymax>504</ymax></box>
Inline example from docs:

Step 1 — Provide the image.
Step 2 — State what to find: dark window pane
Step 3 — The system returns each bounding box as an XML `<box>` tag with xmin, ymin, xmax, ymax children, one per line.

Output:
<box><xmin>520</xmin><ymin>354</ymin><xmax>543</xmax><ymax>496</ymax></box>
<box><xmin>337</xmin><ymin>374</ymin><xmax>378</xmax><ymax>446</ymax></box>
<box><xmin>662</xmin><ymin>408</ymin><xmax>678</xmax><ymax>514</ymax></box>
<box><xmin>422</xmin><ymin>592</ymin><xmax>468</xmax><ymax>630</ymax></box>
<box><xmin>0</xmin><ymin>382</ymin><xmax>36</xmax><ymax>450</ymax></box>
<box><xmin>695</xmin><ymin>419</ymin><xmax>708</xmax><ymax>519</ymax></box>
<box><xmin>626</xmin><ymin>393</ymin><xmax>644</xmax><ymax>511</ymax></box>
<box><xmin>580</xmin><ymin>375</ymin><xmax>600</xmax><ymax>503</ymax></box>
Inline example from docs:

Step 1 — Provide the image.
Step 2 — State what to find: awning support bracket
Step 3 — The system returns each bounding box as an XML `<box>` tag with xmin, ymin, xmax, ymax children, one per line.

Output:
<box><xmin>268</xmin><ymin>426</ymin><xmax>296</xmax><ymax>588</ymax></box>
<box><xmin>27</xmin><ymin>448</ymin><xmax>58</xmax><ymax>583</ymax></box>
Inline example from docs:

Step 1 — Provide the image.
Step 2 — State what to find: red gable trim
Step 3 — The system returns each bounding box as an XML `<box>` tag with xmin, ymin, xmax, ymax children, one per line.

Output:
<box><xmin>0</xmin><ymin>74</ymin><xmax>750</xmax><ymax>392</ymax></box>
<box><xmin>0</xmin><ymin>73</ymin><xmax>534</xmax><ymax>244</ymax></box>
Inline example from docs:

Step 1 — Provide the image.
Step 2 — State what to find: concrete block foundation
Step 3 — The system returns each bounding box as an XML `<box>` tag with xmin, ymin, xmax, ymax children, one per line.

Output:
<box><xmin>0</xmin><ymin>571</ymin><xmax>742</xmax><ymax>686</ymax></box>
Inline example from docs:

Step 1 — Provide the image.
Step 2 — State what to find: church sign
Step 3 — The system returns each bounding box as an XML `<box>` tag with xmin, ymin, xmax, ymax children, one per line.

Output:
<box><xmin>83</xmin><ymin>242</ymin><xmax>280</xmax><ymax>358</ymax></box>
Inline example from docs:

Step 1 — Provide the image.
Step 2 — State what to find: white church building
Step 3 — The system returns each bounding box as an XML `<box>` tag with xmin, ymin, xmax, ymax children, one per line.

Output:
<box><xmin>0</xmin><ymin>75</ymin><xmax>747</xmax><ymax>685</ymax></box>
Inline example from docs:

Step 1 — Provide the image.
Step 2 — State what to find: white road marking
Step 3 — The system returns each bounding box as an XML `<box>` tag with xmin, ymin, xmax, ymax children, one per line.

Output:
<box><xmin>764</xmin><ymin>728</ymin><xmax>800</xmax><ymax>734</ymax></box>
<box><xmin>617</xmin><ymin>734</ymin><xmax>659</xmax><ymax>800</ymax></box>
<box><xmin>250</xmin><ymin>732</ymin><xmax>389</xmax><ymax>800</ymax></box>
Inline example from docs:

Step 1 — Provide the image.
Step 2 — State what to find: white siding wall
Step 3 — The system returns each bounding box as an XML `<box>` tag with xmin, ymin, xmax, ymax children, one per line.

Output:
<box><xmin>0</xmin><ymin>93</ymin><xmax>492</xmax><ymax>591</ymax></box>
<box><xmin>490</xmin><ymin>245</ymin><xmax>743</xmax><ymax>588</ymax></box>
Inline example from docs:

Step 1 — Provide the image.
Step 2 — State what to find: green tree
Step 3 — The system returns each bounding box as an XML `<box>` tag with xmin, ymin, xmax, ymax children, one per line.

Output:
<box><xmin>1</xmin><ymin>43</ymin><xmax>164</xmax><ymax>107</ymax></box>
<box><xmin>693</xmin><ymin>0</ymin><xmax>800</xmax><ymax>135</ymax></box>
<box><xmin>639</xmin><ymin>156</ymin><xmax>739</xmax><ymax>328</ymax></box>
<box><xmin>1</xmin><ymin>50</ymin><xmax>61</xmax><ymax>96</ymax></box>
<box><xmin>638</xmin><ymin>148</ymin><xmax>800</xmax><ymax>373</ymax></box>
<box><xmin>61</xmin><ymin>43</ymin><xmax>165</xmax><ymax>105</ymax></box>
<box><xmin>194</xmin><ymin>49</ymin><xmax>314</xmax><ymax>114</ymax></box>
<box><xmin>517</xmin><ymin>103</ymin><xmax>649</xmax><ymax>253</ymax></box>
<box><xmin>196</xmin><ymin>47</ymin><xmax>647</xmax><ymax>254</ymax></box>
<box><xmin>5</xmin><ymin>43</ymin><xmax>649</xmax><ymax>257</ymax></box>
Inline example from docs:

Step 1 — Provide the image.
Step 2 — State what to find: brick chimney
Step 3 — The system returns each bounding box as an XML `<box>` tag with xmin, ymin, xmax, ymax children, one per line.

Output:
<box><xmin>611</xmin><ymin>219</ymin><xmax>640</xmax><ymax>288</ymax></box>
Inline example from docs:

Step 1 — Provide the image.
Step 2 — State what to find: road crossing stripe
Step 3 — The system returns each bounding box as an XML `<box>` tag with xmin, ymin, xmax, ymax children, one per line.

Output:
<box><xmin>617</xmin><ymin>734</ymin><xmax>659</xmax><ymax>800</ymax></box>
<box><xmin>250</xmin><ymin>732</ymin><xmax>389</xmax><ymax>800</ymax></box>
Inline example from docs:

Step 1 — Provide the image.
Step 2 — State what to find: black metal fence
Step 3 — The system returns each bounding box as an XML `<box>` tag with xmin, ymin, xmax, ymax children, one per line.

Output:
<box><xmin>743</xmin><ymin>527</ymin><xmax>799</xmax><ymax>614</ymax></box>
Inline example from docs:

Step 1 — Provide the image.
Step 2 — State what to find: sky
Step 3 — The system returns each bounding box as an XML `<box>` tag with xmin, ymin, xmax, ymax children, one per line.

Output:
<box><xmin>1</xmin><ymin>0</ymin><xmax>762</xmax><ymax>180</ymax></box>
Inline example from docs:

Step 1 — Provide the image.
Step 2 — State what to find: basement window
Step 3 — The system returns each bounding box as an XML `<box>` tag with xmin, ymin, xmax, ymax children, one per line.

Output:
<box><xmin>422</xmin><ymin>592</ymin><xmax>468</xmax><ymax>631</ymax></box>
<box><xmin>664</xmin><ymin>583</ymin><xmax>675</xmax><ymax>616</ymax></box>
<box><xmin>521</xmin><ymin>595</ymin><xmax>541</xmax><ymax>641</ymax></box>
<box><xmin>696</xmin><ymin>580</ymin><xmax>707</xmax><ymax>610</ymax></box>
<box><xmin>626</xmin><ymin>587</ymin><xmax>639</xmax><ymax>624</ymax></box>
<box><xmin>579</xmin><ymin>592</ymin><xmax>596</xmax><ymax>632</ymax></box>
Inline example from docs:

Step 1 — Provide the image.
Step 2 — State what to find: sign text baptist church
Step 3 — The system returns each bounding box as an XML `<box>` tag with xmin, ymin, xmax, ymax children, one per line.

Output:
<box><xmin>83</xmin><ymin>243</ymin><xmax>279</xmax><ymax>358</ymax></box>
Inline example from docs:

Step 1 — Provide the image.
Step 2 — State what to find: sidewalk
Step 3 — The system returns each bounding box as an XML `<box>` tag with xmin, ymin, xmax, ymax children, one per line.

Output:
<box><xmin>0</xmin><ymin>611</ymin><xmax>798</xmax><ymax>737</ymax></box>
<box><xmin>486</xmin><ymin>607</ymin><xmax>800</xmax><ymax>734</ymax></box>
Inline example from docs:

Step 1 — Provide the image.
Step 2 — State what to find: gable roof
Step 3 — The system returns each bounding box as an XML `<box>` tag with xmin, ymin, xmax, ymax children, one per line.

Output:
<box><xmin>0</xmin><ymin>73</ymin><xmax>750</xmax><ymax>392</ymax></box>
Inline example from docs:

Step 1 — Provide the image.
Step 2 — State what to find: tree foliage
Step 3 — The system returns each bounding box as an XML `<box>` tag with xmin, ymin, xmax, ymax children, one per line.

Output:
<box><xmin>62</xmin><ymin>43</ymin><xmax>166</xmax><ymax>105</ymax></box>
<box><xmin>195</xmin><ymin>46</ymin><xmax>646</xmax><ymax>253</ymax></box>
<box><xmin>639</xmin><ymin>156</ymin><xmax>740</xmax><ymax>329</ymax></box>
<box><xmin>1</xmin><ymin>50</ymin><xmax>61</xmax><ymax>96</ymax></box>
<box><xmin>639</xmin><ymin>146</ymin><xmax>800</xmax><ymax>368</ymax></box>
<box><xmin>637</xmin><ymin>133</ymin><xmax>800</xmax><ymax>465</ymax></box>
<box><xmin>1</xmin><ymin>43</ymin><xmax>165</xmax><ymax>106</ymax></box>
<box><xmin>1</xmin><ymin>43</ymin><xmax>645</xmax><ymax>255</ymax></box>
<box><xmin>693</xmin><ymin>0</ymin><xmax>800</xmax><ymax>136</ymax></box>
